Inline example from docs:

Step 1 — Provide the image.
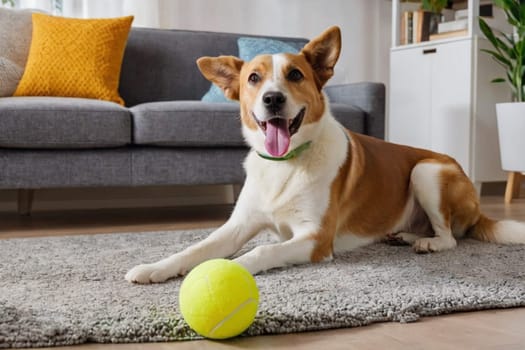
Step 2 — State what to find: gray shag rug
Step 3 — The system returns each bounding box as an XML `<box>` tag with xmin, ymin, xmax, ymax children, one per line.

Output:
<box><xmin>1</xmin><ymin>229</ymin><xmax>525</xmax><ymax>348</ymax></box>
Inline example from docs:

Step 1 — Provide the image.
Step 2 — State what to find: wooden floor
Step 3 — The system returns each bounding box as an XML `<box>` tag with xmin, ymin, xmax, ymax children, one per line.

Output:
<box><xmin>2</xmin><ymin>196</ymin><xmax>525</xmax><ymax>349</ymax></box>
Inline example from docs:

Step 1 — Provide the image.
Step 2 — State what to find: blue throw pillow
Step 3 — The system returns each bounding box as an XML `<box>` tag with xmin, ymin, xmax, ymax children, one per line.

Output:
<box><xmin>237</xmin><ymin>37</ymin><xmax>304</xmax><ymax>60</ymax></box>
<box><xmin>200</xmin><ymin>37</ymin><xmax>305</xmax><ymax>103</ymax></box>
<box><xmin>201</xmin><ymin>84</ymin><xmax>232</xmax><ymax>103</ymax></box>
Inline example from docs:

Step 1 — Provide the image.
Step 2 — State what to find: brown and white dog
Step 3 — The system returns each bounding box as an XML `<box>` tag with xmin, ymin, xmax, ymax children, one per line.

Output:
<box><xmin>126</xmin><ymin>26</ymin><xmax>525</xmax><ymax>284</ymax></box>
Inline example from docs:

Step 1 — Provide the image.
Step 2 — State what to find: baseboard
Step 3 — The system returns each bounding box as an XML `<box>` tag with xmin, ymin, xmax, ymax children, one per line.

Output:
<box><xmin>0</xmin><ymin>185</ymin><xmax>235</xmax><ymax>212</ymax></box>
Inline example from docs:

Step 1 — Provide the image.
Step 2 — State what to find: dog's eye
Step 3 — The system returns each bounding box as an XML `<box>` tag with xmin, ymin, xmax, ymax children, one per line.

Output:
<box><xmin>287</xmin><ymin>69</ymin><xmax>304</xmax><ymax>82</ymax></box>
<box><xmin>248</xmin><ymin>73</ymin><xmax>261</xmax><ymax>84</ymax></box>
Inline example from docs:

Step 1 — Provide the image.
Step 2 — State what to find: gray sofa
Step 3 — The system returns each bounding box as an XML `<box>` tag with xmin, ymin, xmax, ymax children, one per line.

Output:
<box><xmin>0</xmin><ymin>28</ymin><xmax>385</xmax><ymax>215</ymax></box>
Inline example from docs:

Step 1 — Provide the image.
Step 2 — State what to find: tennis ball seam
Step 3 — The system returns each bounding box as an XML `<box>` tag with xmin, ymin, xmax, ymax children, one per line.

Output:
<box><xmin>208</xmin><ymin>297</ymin><xmax>257</xmax><ymax>338</ymax></box>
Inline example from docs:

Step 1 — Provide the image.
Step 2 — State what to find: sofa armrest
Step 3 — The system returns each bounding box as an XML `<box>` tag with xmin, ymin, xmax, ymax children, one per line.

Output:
<box><xmin>324</xmin><ymin>82</ymin><xmax>386</xmax><ymax>139</ymax></box>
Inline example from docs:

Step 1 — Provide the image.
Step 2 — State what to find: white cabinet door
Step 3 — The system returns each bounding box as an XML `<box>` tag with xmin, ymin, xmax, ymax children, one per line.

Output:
<box><xmin>389</xmin><ymin>40</ymin><xmax>472</xmax><ymax>174</ymax></box>
<box><xmin>430</xmin><ymin>39</ymin><xmax>472</xmax><ymax>174</ymax></box>
<box><xmin>389</xmin><ymin>47</ymin><xmax>433</xmax><ymax>149</ymax></box>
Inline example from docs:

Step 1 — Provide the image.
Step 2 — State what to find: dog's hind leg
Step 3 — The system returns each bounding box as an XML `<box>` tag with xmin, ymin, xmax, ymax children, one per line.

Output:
<box><xmin>409</xmin><ymin>161</ymin><xmax>459</xmax><ymax>253</ymax></box>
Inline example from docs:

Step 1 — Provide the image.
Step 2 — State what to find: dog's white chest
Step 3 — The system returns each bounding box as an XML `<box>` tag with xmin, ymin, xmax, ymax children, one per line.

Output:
<box><xmin>242</xmin><ymin>156</ymin><xmax>332</xmax><ymax>240</ymax></box>
<box><xmin>247</xmin><ymin>157</ymin><xmax>312</xmax><ymax>205</ymax></box>
<box><xmin>239</xmin><ymin>115</ymin><xmax>349</xmax><ymax>238</ymax></box>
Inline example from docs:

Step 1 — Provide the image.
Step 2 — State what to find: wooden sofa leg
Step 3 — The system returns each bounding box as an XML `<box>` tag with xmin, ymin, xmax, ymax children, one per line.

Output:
<box><xmin>17</xmin><ymin>189</ymin><xmax>34</xmax><ymax>216</ymax></box>
<box><xmin>504</xmin><ymin>172</ymin><xmax>522</xmax><ymax>204</ymax></box>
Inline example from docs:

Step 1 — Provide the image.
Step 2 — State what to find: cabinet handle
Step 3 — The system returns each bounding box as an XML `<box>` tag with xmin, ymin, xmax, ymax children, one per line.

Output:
<box><xmin>423</xmin><ymin>48</ymin><xmax>437</xmax><ymax>54</ymax></box>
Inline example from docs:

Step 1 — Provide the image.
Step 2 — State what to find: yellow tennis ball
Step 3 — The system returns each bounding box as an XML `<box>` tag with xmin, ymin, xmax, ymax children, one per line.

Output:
<box><xmin>179</xmin><ymin>259</ymin><xmax>259</xmax><ymax>339</ymax></box>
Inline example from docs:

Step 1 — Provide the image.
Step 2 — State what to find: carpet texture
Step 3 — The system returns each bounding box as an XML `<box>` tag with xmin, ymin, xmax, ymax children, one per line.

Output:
<box><xmin>1</xmin><ymin>229</ymin><xmax>524</xmax><ymax>348</ymax></box>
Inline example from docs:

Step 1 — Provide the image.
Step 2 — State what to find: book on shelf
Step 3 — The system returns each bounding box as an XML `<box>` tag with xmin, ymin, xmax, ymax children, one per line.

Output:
<box><xmin>399</xmin><ymin>9</ymin><xmax>444</xmax><ymax>45</ymax></box>
<box><xmin>398</xmin><ymin>3</ymin><xmax>494</xmax><ymax>45</ymax></box>
<box><xmin>400</xmin><ymin>10</ymin><xmax>413</xmax><ymax>45</ymax></box>
<box><xmin>438</xmin><ymin>18</ymin><xmax>468</xmax><ymax>33</ymax></box>
<box><xmin>429</xmin><ymin>29</ymin><xmax>468</xmax><ymax>41</ymax></box>
<box><xmin>412</xmin><ymin>10</ymin><xmax>439</xmax><ymax>44</ymax></box>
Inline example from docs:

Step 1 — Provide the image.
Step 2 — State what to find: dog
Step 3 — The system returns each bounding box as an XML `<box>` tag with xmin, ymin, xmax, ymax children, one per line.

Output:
<box><xmin>126</xmin><ymin>26</ymin><xmax>525</xmax><ymax>284</ymax></box>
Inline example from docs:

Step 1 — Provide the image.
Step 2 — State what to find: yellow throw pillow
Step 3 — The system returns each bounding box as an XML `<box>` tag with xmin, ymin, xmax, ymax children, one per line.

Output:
<box><xmin>14</xmin><ymin>14</ymin><xmax>133</xmax><ymax>105</ymax></box>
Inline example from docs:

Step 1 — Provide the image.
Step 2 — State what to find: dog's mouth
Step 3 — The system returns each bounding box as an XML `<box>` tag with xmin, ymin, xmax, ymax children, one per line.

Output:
<box><xmin>251</xmin><ymin>108</ymin><xmax>306</xmax><ymax>157</ymax></box>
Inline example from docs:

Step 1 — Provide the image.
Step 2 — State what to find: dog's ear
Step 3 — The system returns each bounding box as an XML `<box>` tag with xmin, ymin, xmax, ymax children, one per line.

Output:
<box><xmin>197</xmin><ymin>56</ymin><xmax>244</xmax><ymax>101</ymax></box>
<box><xmin>301</xmin><ymin>26</ymin><xmax>341</xmax><ymax>89</ymax></box>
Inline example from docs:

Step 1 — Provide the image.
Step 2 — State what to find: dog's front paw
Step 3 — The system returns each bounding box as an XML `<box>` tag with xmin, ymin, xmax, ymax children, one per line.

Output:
<box><xmin>413</xmin><ymin>237</ymin><xmax>456</xmax><ymax>253</ymax></box>
<box><xmin>125</xmin><ymin>263</ymin><xmax>172</xmax><ymax>284</ymax></box>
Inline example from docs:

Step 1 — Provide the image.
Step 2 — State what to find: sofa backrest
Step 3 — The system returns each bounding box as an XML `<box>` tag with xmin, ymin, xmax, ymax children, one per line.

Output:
<box><xmin>119</xmin><ymin>28</ymin><xmax>309</xmax><ymax>107</ymax></box>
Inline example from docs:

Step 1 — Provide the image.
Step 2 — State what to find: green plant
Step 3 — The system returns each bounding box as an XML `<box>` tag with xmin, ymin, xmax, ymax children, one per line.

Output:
<box><xmin>1</xmin><ymin>0</ymin><xmax>15</xmax><ymax>6</ymax></box>
<box><xmin>421</xmin><ymin>0</ymin><xmax>448</xmax><ymax>13</ymax></box>
<box><xmin>479</xmin><ymin>0</ymin><xmax>525</xmax><ymax>102</ymax></box>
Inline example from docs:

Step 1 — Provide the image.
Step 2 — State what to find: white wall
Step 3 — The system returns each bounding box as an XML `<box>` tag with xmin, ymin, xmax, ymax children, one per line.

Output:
<box><xmin>153</xmin><ymin>0</ymin><xmax>392</xmax><ymax>86</ymax></box>
<box><xmin>22</xmin><ymin>0</ymin><xmax>392</xmax><ymax>86</ymax></box>
<box><xmin>56</xmin><ymin>0</ymin><xmax>392</xmax><ymax>86</ymax></box>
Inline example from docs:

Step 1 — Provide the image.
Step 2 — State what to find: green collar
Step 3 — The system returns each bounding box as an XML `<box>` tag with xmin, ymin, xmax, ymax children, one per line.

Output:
<box><xmin>256</xmin><ymin>141</ymin><xmax>312</xmax><ymax>161</ymax></box>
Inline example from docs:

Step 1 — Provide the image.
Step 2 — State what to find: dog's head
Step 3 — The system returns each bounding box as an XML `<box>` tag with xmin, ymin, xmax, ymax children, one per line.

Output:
<box><xmin>197</xmin><ymin>26</ymin><xmax>341</xmax><ymax>158</ymax></box>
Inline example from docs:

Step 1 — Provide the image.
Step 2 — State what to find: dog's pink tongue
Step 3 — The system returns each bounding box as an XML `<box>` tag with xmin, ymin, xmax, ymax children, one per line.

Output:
<box><xmin>265</xmin><ymin>118</ymin><xmax>290</xmax><ymax>157</ymax></box>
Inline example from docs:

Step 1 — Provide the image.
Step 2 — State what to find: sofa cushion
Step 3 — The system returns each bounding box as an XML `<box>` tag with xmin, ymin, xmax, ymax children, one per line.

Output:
<box><xmin>132</xmin><ymin>101</ymin><xmax>245</xmax><ymax>147</ymax></box>
<box><xmin>0</xmin><ymin>97</ymin><xmax>131</xmax><ymax>149</ymax></box>
<box><xmin>132</xmin><ymin>148</ymin><xmax>248</xmax><ymax>186</ymax></box>
<box><xmin>0</xmin><ymin>8</ymin><xmax>37</xmax><ymax>97</ymax></box>
<box><xmin>131</xmin><ymin>101</ymin><xmax>365</xmax><ymax>147</ymax></box>
<box><xmin>14</xmin><ymin>14</ymin><xmax>134</xmax><ymax>105</ymax></box>
<box><xmin>0</xmin><ymin>149</ymin><xmax>132</xmax><ymax>188</ymax></box>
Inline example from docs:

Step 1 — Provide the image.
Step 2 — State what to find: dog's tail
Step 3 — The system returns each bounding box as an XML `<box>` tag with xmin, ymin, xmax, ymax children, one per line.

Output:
<box><xmin>468</xmin><ymin>214</ymin><xmax>525</xmax><ymax>244</ymax></box>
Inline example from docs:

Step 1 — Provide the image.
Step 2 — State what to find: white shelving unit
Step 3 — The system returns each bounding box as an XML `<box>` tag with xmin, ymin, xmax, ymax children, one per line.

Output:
<box><xmin>388</xmin><ymin>0</ymin><xmax>509</xmax><ymax>191</ymax></box>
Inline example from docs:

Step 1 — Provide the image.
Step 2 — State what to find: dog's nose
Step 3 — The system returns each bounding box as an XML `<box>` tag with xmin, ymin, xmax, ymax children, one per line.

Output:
<box><xmin>263</xmin><ymin>91</ymin><xmax>286</xmax><ymax>113</ymax></box>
